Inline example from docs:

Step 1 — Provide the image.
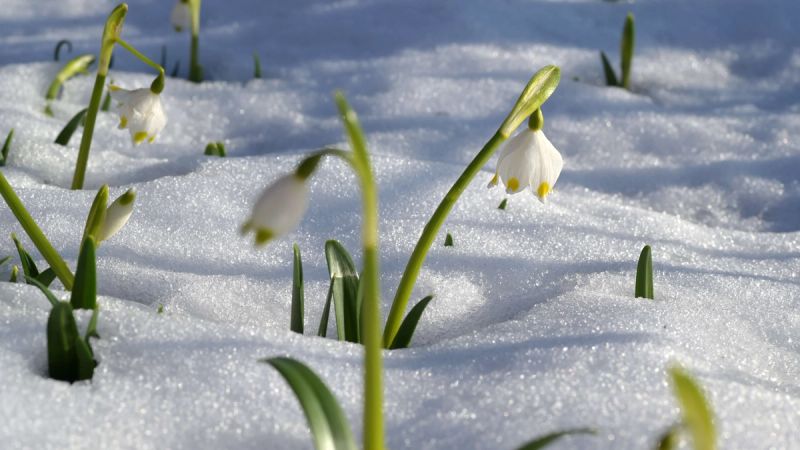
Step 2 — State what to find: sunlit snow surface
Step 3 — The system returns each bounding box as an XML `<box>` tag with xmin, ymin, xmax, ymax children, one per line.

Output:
<box><xmin>1</xmin><ymin>0</ymin><xmax>799</xmax><ymax>449</ymax></box>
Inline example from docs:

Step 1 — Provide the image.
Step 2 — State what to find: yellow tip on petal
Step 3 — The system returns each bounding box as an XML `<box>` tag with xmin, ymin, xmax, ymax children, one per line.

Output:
<box><xmin>506</xmin><ymin>177</ymin><xmax>520</xmax><ymax>193</ymax></box>
<box><xmin>537</xmin><ymin>182</ymin><xmax>551</xmax><ymax>199</ymax></box>
<box><xmin>119</xmin><ymin>115</ymin><xmax>128</xmax><ymax>129</ymax></box>
<box><xmin>133</xmin><ymin>131</ymin><xmax>148</xmax><ymax>145</ymax></box>
<box><xmin>148</xmin><ymin>135</ymin><xmax>156</xmax><ymax>143</ymax></box>
<box><xmin>109</xmin><ymin>85</ymin><xmax>121</xmax><ymax>91</ymax></box>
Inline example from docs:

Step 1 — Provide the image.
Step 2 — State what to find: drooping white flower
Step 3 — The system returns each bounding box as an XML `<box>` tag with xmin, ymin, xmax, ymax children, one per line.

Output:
<box><xmin>242</xmin><ymin>174</ymin><xmax>309</xmax><ymax>245</ymax></box>
<box><xmin>488</xmin><ymin>128</ymin><xmax>563</xmax><ymax>202</ymax></box>
<box><xmin>170</xmin><ymin>0</ymin><xmax>192</xmax><ymax>32</ymax></box>
<box><xmin>98</xmin><ymin>189</ymin><xmax>136</xmax><ymax>242</ymax></box>
<box><xmin>109</xmin><ymin>85</ymin><xmax>167</xmax><ymax>145</ymax></box>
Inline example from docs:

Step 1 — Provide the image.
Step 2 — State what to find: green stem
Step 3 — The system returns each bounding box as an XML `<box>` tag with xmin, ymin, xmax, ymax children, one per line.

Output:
<box><xmin>382</xmin><ymin>131</ymin><xmax>505</xmax><ymax>347</ymax></box>
<box><xmin>70</xmin><ymin>73</ymin><xmax>107</xmax><ymax>190</ymax></box>
<box><xmin>0</xmin><ymin>170</ymin><xmax>74</xmax><ymax>289</ymax></box>
<box><xmin>70</xmin><ymin>4</ymin><xmax>127</xmax><ymax>190</ymax></box>
<box><xmin>114</xmin><ymin>39</ymin><xmax>163</xmax><ymax>73</ymax></box>
<box><xmin>188</xmin><ymin>0</ymin><xmax>203</xmax><ymax>82</ymax></box>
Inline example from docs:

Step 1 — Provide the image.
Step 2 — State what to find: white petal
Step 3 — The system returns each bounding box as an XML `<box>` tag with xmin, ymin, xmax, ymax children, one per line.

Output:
<box><xmin>170</xmin><ymin>1</ymin><xmax>192</xmax><ymax>32</ymax></box>
<box><xmin>529</xmin><ymin>130</ymin><xmax>563</xmax><ymax>198</ymax></box>
<box><xmin>247</xmin><ymin>174</ymin><xmax>309</xmax><ymax>238</ymax></box>
<box><xmin>496</xmin><ymin>129</ymin><xmax>537</xmax><ymax>194</ymax></box>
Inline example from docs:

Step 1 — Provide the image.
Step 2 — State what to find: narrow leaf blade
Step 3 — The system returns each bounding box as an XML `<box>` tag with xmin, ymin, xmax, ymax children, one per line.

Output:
<box><xmin>600</xmin><ymin>51</ymin><xmax>619</xmax><ymax>87</ymax></box>
<box><xmin>12</xmin><ymin>233</ymin><xmax>39</xmax><ymax>279</ymax></box>
<box><xmin>54</xmin><ymin>108</ymin><xmax>88</xmax><ymax>146</ymax></box>
<box><xmin>317</xmin><ymin>282</ymin><xmax>334</xmax><ymax>338</ymax></box>
<box><xmin>291</xmin><ymin>243</ymin><xmax>304</xmax><ymax>334</ymax></box>
<box><xmin>669</xmin><ymin>366</ymin><xmax>716</xmax><ymax>450</ymax></box>
<box><xmin>36</xmin><ymin>267</ymin><xmax>57</xmax><ymax>287</ymax></box>
<box><xmin>70</xmin><ymin>237</ymin><xmax>97</xmax><ymax>310</ymax></box>
<box><xmin>264</xmin><ymin>357</ymin><xmax>357</xmax><ymax>450</ymax></box>
<box><xmin>389</xmin><ymin>295</ymin><xmax>433</xmax><ymax>349</ymax></box>
<box><xmin>635</xmin><ymin>245</ymin><xmax>653</xmax><ymax>299</ymax></box>
<box><xmin>74</xmin><ymin>336</ymin><xmax>96</xmax><ymax>381</ymax></box>
<box><xmin>24</xmin><ymin>275</ymin><xmax>60</xmax><ymax>307</ymax></box>
<box><xmin>620</xmin><ymin>13</ymin><xmax>635</xmax><ymax>89</ymax></box>
<box><xmin>1</xmin><ymin>128</ymin><xmax>14</xmax><ymax>166</ymax></box>
<box><xmin>81</xmin><ymin>185</ymin><xmax>109</xmax><ymax>243</ymax></box>
<box><xmin>325</xmin><ymin>240</ymin><xmax>360</xmax><ymax>343</ymax></box>
<box><xmin>516</xmin><ymin>428</ymin><xmax>595</xmax><ymax>450</ymax></box>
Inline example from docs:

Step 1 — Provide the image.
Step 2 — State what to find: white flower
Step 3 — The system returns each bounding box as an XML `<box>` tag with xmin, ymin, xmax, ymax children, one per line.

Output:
<box><xmin>242</xmin><ymin>174</ymin><xmax>309</xmax><ymax>245</ymax></box>
<box><xmin>109</xmin><ymin>85</ymin><xmax>167</xmax><ymax>145</ymax></box>
<box><xmin>98</xmin><ymin>189</ymin><xmax>136</xmax><ymax>242</ymax></box>
<box><xmin>488</xmin><ymin>128</ymin><xmax>563</xmax><ymax>202</ymax></box>
<box><xmin>170</xmin><ymin>0</ymin><xmax>192</xmax><ymax>32</ymax></box>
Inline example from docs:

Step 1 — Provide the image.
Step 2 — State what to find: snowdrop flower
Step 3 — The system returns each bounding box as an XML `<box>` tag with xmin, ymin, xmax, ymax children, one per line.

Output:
<box><xmin>170</xmin><ymin>0</ymin><xmax>192</xmax><ymax>32</ymax></box>
<box><xmin>109</xmin><ymin>85</ymin><xmax>167</xmax><ymax>145</ymax></box>
<box><xmin>98</xmin><ymin>189</ymin><xmax>136</xmax><ymax>242</ymax></box>
<box><xmin>242</xmin><ymin>174</ymin><xmax>309</xmax><ymax>245</ymax></box>
<box><xmin>488</xmin><ymin>110</ymin><xmax>563</xmax><ymax>203</ymax></box>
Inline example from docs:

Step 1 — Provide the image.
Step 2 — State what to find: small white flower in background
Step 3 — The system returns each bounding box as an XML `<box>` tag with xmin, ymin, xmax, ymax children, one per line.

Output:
<box><xmin>98</xmin><ymin>189</ymin><xmax>136</xmax><ymax>242</ymax></box>
<box><xmin>488</xmin><ymin>127</ymin><xmax>563</xmax><ymax>203</ymax></box>
<box><xmin>170</xmin><ymin>0</ymin><xmax>192</xmax><ymax>32</ymax></box>
<box><xmin>109</xmin><ymin>85</ymin><xmax>167</xmax><ymax>145</ymax></box>
<box><xmin>242</xmin><ymin>174</ymin><xmax>309</xmax><ymax>245</ymax></box>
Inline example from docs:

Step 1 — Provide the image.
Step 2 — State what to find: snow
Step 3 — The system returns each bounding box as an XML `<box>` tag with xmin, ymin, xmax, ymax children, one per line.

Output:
<box><xmin>1</xmin><ymin>0</ymin><xmax>799</xmax><ymax>449</ymax></box>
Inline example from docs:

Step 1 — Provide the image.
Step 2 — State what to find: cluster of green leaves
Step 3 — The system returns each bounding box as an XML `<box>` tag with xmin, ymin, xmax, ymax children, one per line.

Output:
<box><xmin>290</xmin><ymin>241</ymin><xmax>433</xmax><ymax>350</ymax></box>
<box><xmin>1</xmin><ymin>128</ymin><xmax>13</xmax><ymax>166</ymax></box>
<box><xmin>204</xmin><ymin>141</ymin><xmax>227</xmax><ymax>157</ymax></box>
<box><xmin>28</xmin><ymin>237</ymin><xmax>100</xmax><ymax>383</ymax></box>
<box><xmin>600</xmin><ymin>13</ymin><xmax>635</xmax><ymax>90</ymax></box>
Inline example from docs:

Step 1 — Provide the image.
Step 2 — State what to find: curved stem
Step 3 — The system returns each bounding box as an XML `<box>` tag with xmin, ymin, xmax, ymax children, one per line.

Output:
<box><xmin>382</xmin><ymin>131</ymin><xmax>505</xmax><ymax>347</ymax></box>
<box><xmin>70</xmin><ymin>4</ymin><xmax>127</xmax><ymax>190</ymax></box>
<box><xmin>114</xmin><ymin>39</ymin><xmax>164</xmax><ymax>73</ymax></box>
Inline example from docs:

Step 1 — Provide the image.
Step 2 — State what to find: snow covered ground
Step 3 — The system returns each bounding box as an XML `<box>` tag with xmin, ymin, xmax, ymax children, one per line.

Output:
<box><xmin>1</xmin><ymin>0</ymin><xmax>799</xmax><ymax>448</ymax></box>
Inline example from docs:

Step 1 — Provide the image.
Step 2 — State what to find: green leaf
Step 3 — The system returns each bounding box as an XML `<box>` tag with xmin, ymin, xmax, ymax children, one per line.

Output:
<box><xmin>53</xmin><ymin>39</ymin><xmax>73</xmax><ymax>61</ymax></box>
<box><xmin>516</xmin><ymin>428</ymin><xmax>596</xmax><ymax>450</ymax></box>
<box><xmin>444</xmin><ymin>233</ymin><xmax>453</xmax><ymax>247</ymax></box>
<box><xmin>36</xmin><ymin>267</ymin><xmax>57</xmax><ymax>287</ymax></box>
<box><xmin>253</xmin><ymin>52</ymin><xmax>262</xmax><ymax>79</ymax></box>
<box><xmin>498</xmin><ymin>198</ymin><xmax>508</xmax><ymax>210</ymax></box>
<box><xmin>74</xmin><ymin>337</ymin><xmax>96</xmax><ymax>380</ymax></box>
<box><xmin>291</xmin><ymin>243</ymin><xmax>304</xmax><ymax>334</ymax></box>
<box><xmin>9</xmin><ymin>265</ymin><xmax>18</xmax><ymax>282</ymax></box>
<box><xmin>263</xmin><ymin>357</ymin><xmax>357</xmax><ymax>450</ymax></box>
<box><xmin>620</xmin><ymin>13</ymin><xmax>635</xmax><ymax>89</ymax></box>
<box><xmin>45</xmin><ymin>54</ymin><xmax>96</xmax><ymax>100</ymax></box>
<box><xmin>171</xmin><ymin>60</ymin><xmax>181</xmax><ymax>78</ymax></box>
<box><xmin>0</xmin><ymin>255</ymin><xmax>9</xmax><ymax>266</ymax></box>
<box><xmin>204</xmin><ymin>142</ymin><xmax>226</xmax><ymax>157</ymax></box>
<box><xmin>325</xmin><ymin>240</ymin><xmax>360</xmax><ymax>343</ymax></box>
<box><xmin>600</xmin><ymin>51</ymin><xmax>619</xmax><ymax>87</ymax></box>
<box><xmin>317</xmin><ymin>282</ymin><xmax>334</xmax><ymax>338</ymax></box>
<box><xmin>85</xmin><ymin>306</ymin><xmax>100</xmax><ymax>341</ymax></box>
<box><xmin>669</xmin><ymin>366</ymin><xmax>716</xmax><ymax>450</ymax></box>
<box><xmin>54</xmin><ymin>108</ymin><xmax>89</xmax><ymax>146</ymax></box>
<box><xmin>100</xmin><ymin>89</ymin><xmax>112</xmax><ymax>112</ymax></box>
<box><xmin>1</xmin><ymin>128</ymin><xmax>13</xmax><ymax>166</ymax></box>
<box><xmin>12</xmin><ymin>233</ymin><xmax>40</xmax><ymax>279</ymax></box>
<box><xmin>24</xmin><ymin>275</ymin><xmax>60</xmax><ymax>307</ymax></box>
<box><xmin>499</xmin><ymin>65</ymin><xmax>561</xmax><ymax>138</ymax></box>
<box><xmin>82</xmin><ymin>185</ymin><xmax>109</xmax><ymax>243</ymax></box>
<box><xmin>654</xmin><ymin>424</ymin><xmax>680</xmax><ymax>450</ymax></box>
<box><xmin>389</xmin><ymin>295</ymin><xmax>433</xmax><ymax>349</ymax></box>
<box><xmin>47</xmin><ymin>301</ymin><xmax>81</xmax><ymax>382</ymax></box>
<box><xmin>70</xmin><ymin>237</ymin><xmax>97</xmax><ymax>310</ymax></box>
<box><xmin>635</xmin><ymin>244</ymin><xmax>653</xmax><ymax>299</ymax></box>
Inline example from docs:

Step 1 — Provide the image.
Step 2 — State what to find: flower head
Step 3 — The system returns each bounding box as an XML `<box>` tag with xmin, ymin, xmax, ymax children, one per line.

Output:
<box><xmin>170</xmin><ymin>0</ymin><xmax>191</xmax><ymax>32</ymax></box>
<box><xmin>242</xmin><ymin>174</ymin><xmax>309</xmax><ymax>245</ymax></box>
<box><xmin>488</xmin><ymin>127</ymin><xmax>563</xmax><ymax>202</ymax></box>
<box><xmin>109</xmin><ymin>85</ymin><xmax>167</xmax><ymax>145</ymax></box>
<box><xmin>98</xmin><ymin>189</ymin><xmax>136</xmax><ymax>242</ymax></box>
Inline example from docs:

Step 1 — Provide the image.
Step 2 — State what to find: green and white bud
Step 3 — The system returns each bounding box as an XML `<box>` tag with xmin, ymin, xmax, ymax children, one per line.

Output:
<box><xmin>98</xmin><ymin>189</ymin><xmax>136</xmax><ymax>242</ymax></box>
